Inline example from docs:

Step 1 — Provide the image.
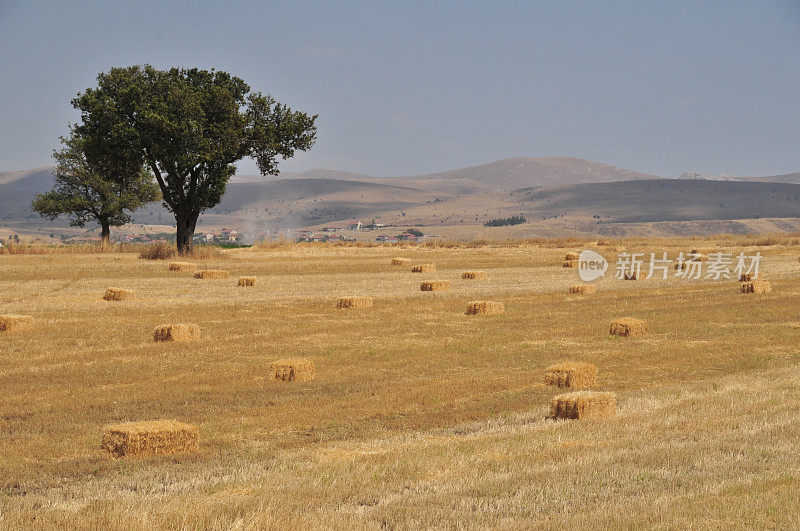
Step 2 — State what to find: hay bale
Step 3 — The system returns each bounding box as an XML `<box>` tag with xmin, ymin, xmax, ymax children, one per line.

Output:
<box><xmin>336</xmin><ymin>297</ymin><xmax>373</xmax><ymax>309</ymax></box>
<box><xmin>461</xmin><ymin>271</ymin><xmax>487</xmax><ymax>280</ymax></box>
<box><xmin>271</xmin><ymin>358</ymin><xmax>315</xmax><ymax>382</ymax></box>
<box><xmin>237</xmin><ymin>277</ymin><xmax>256</xmax><ymax>287</ymax></box>
<box><xmin>609</xmin><ymin>318</ymin><xmax>648</xmax><ymax>337</ymax></box>
<box><xmin>741</xmin><ymin>279</ymin><xmax>771</xmax><ymax>294</ymax></box>
<box><xmin>569</xmin><ymin>284</ymin><xmax>596</xmax><ymax>295</ymax></box>
<box><xmin>101</xmin><ymin>420</ymin><xmax>199</xmax><ymax>457</ymax></box>
<box><xmin>545</xmin><ymin>362</ymin><xmax>598</xmax><ymax>389</ymax></box>
<box><xmin>623</xmin><ymin>271</ymin><xmax>640</xmax><ymax>280</ymax></box>
<box><xmin>168</xmin><ymin>261</ymin><xmax>197</xmax><ymax>271</ymax></box>
<box><xmin>564</xmin><ymin>251</ymin><xmax>580</xmax><ymax>261</ymax></box>
<box><xmin>153</xmin><ymin>324</ymin><xmax>200</xmax><ymax>342</ymax></box>
<box><xmin>738</xmin><ymin>272</ymin><xmax>754</xmax><ymax>282</ymax></box>
<box><xmin>674</xmin><ymin>262</ymin><xmax>686</xmax><ymax>271</ymax></box>
<box><xmin>563</xmin><ymin>260</ymin><xmax>577</xmax><ymax>268</ymax></box>
<box><xmin>391</xmin><ymin>257</ymin><xmax>411</xmax><ymax>266</ymax></box>
<box><xmin>465</xmin><ymin>301</ymin><xmax>505</xmax><ymax>315</ymax></box>
<box><xmin>194</xmin><ymin>269</ymin><xmax>229</xmax><ymax>279</ymax></box>
<box><xmin>411</xmin><ymin>264</ymin><xmax>436</xmax><ymax>273</ymax></box>
<box><xmin>103</xmin><ymin>287</ymin><xmax>134</xmax><ymax>301</ymax></box>
<box><xmin>420</xmin><ymin>280</ymin><xmax>451</xmax><ymax>291</ymax></box>
<box><xmin>549</xmin><ymin>391</ymin><xmax>616</xmax><ymax>420</ymax></box>
<box><xmin>0</xmin><ymin>314</ymin><xmax>34</xmax><ymax>332</ymax></box>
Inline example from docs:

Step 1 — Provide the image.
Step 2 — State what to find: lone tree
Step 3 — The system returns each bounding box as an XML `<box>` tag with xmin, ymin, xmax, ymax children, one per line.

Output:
<box><xmin>72</xmin><ymin>65</ymin><xmax>318</xmax><ymax>251</ymax></box>
<box><xmin>32</xmin><ymin>129</ymin><xmax>160</xmax><ymax>244</ymax></box>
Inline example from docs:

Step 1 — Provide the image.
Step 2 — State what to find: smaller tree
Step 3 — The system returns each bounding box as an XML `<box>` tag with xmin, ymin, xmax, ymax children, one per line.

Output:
<box><xmin>32</xmin><ymin>130</ymin><xmax>159</xmax><ymax>244</ymax></box>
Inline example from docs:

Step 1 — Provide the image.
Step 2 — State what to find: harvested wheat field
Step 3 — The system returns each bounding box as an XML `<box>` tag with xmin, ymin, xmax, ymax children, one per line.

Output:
<box><xmin>3</xmin><ymin>237</ymin><xmax>800</xmax><ymax>528</ymax></box>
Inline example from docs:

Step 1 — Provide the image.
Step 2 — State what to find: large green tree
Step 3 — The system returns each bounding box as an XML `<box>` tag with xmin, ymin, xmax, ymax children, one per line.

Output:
<box><xmin>72</xmin><ymin>65</ymin><xmax>318</xmax><ymax>251</ymax></box>
<box><xmin>32</xmin><ymin>130</ymin><xmax>160</xmax><ymax>244</ymax></box>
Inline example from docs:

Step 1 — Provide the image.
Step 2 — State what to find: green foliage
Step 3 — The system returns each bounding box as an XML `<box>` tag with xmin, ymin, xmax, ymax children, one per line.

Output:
<box><xmin>483</xmin><ymin>214</ymin><xmax>527</xmax><ymax>227</ymax></box>
<box><xmin>71</xmin><ymin>65</ymin><xmax>318</xmax><ymax>249</ymax></box>
<box><xmin>32</xmin><ymin>130</ymin><xmax>160</xmax><ymax>238</ymax></box>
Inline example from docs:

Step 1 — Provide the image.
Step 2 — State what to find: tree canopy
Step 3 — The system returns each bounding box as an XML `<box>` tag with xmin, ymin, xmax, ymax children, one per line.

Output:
<box><xmin>32</xmin><ymin>129</ymin><xmax>160</xmax><ymax>243</ymax></box>
<box><xmin>72</xmin><ymin>65</ymin><xmax>318</xmax><ymax>250</ymax></box>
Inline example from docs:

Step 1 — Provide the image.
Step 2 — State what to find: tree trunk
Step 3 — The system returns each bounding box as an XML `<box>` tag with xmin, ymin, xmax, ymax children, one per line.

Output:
<box><xmin>100</xmin><ymin>220</ymin><xmax>110</xmax><ymax>247</ymax></box>
<box><xmin>176</xmin><ymin>212</ymin><xmax>199</xmax><ymax>254</ymax></box>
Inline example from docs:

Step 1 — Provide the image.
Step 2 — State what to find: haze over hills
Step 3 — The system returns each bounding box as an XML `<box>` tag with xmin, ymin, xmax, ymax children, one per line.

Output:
<box><xmin>2</xmin><ymin>158</ymin><xmax>800</xmax><ymax>240</ymax></box>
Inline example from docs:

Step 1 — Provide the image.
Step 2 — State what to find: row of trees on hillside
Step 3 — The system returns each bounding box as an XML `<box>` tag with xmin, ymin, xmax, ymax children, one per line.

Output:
<box><xmin>33</xmin><ymin>65</ymin><xmax>317</xmax><ymax>250</ymax></box>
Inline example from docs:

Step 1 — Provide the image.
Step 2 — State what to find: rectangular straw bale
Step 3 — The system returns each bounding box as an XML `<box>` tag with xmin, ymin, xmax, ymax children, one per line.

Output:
<box><xmin>101</xmin><ymin>420</ymin><xmax>199</xmax><ymax>457</ymax></box>
<box><xmin>391</xmin><ymin>257</ymin><xmax>411</xmax><ymax>266</ymax></box>
<box><xmin>237</xmin><ymin>277</ymin><xmax>256</xmax><ymax>287</ymax></box>
<box><xmin>194</xmin><ymin>269</ymin><xmax>229</xmax><ymax>279</ymax></box>
<box><xmin>411</xmin><ymin>264</ymin><xmax>436</xmax><ymax>273</ymax></box>
<box><xmin>545</xmin><ymin>362</ymin><xmax>598</xmax><ymax>389</ymax></box>
<box><xmin>610</xmin><ymin>318</ymin><xmax>648</xmax><ymax>337</ymax></box>
<box><xmin>563</xmin><ymin>260</ymin><xmax>577</xmax><ymax>268</ymax></box>
<box><xmin>738</xmin><ymin>272</ymin><xmax>754</xmax><ymax>282</ymax></box>
<box><xmin>271</xmin><ymin>358</ymin><xmax>315</xmax><ymax>382</ymax></box>
<box><xmin>103</xmin><ymin>287</ymin><xmax>134</xmax><ymax>301</ymax></box>
<box><xmin>569</xmin><ymin>284</ymin><xmax>595</xmax><ymax>295</ymax></box>
<box><xmin>740</xmin><ymin>279</ymin><xmax>771</xmax><ymax>294</ymax></box>
<box><xmin>623</xmin><ymin>270</ymin><xmax>640</xmax><ymax>280</ymax></box>
<box><xmin>465</xmin><ymin>301</ymin><xmax>505</xmax><ymax>315</ymax></box>
<box><xmin>461</xmin><ymin>271</ymin><xmax>487</xmax><ymax>280</ymax></box>
<box><xmin>0</xmin><ymin>314</ymin><xmax>34</xmax><ymax>332</ymax></box>
<box><xmin>336</xmin><ymin>297</ymin><xmax>373</xmax><ymax>309</ymax></box>
<box><xmin>168</xmin><ymin>261</ymin><xmax>197</xmax><ymax>271</ymax></box>
<box><xmin>564</xmin><ymin>251</ymin><xmax>580</xmax><ymax>261</ymax></box>
<box><xmin>153</xmin><ymin>323</ymin><xmax>200</xmax><ymax>342</ymax></box>
<box><xmin>549</xmin><ymin>391</ymin><xmax>616</xmax><ymax>420</ymax></box>
<box><xmin>420</xmin><ymin>280</ymin><xmax>451</xmax><ymax>291</ymax></box>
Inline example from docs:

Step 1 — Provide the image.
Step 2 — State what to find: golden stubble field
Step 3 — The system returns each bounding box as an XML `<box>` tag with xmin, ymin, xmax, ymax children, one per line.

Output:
<box><xmin>2</xmin><ymin>238</ymin><xmax>800</xmax><ymax>528</ymax></box>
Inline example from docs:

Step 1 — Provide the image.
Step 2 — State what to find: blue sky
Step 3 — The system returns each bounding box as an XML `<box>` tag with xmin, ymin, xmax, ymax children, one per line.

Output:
<box><xmin>1</xmin><ymin>1</ymin><xmax>799</xmax><ymax>177</ymax></box>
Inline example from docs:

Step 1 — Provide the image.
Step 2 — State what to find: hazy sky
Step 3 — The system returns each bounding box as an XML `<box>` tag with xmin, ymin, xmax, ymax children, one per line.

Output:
<box><xmin>1</xmin><ymin>1</ymin><xmax>799</xmax><ymax>178</ymax></box>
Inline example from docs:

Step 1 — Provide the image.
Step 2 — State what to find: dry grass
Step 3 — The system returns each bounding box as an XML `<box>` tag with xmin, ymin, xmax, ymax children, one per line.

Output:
<box><xmin>420</xmin><ymin>280</ymin><xmax>451</xmax><ymax>292</ymax></box>
<box><xmin>168</xmin><ymin>261</ymin><xmax>197</xmax><ymax>271</ymax></box>
<box><xmin>461</xmin><ymin>271</ymin><xmax>487</xmax><ymax>280</ymax></box>
<box><xmin>153</xmin><ymin>324</ymin><xmax>201</xmax><ymax>342</ymax></box>
<box><xmin>610</xmin><ymin>318</ymin><xmax>648</xmax><ymax>337</ymax></box>
<box><xmin>549</xmin><ymin>391</ymin><xmax>616</xmax><ymax>419</ymax></box>
<box><xmin>465</xmin><ymin>300</ymin><xmax>505</xmax><ymax>315</ymax></box>
<box><xmin>545</xmin><ymin>362</ymin><xmax>598</xmax><ymax>389</ymax></box>
<box><xmin>741</xmin><ymin>279</ymin><xmax>771</xmax><ymax>294</ymax></box>
<box><xmin>411</xmin><ymin>263</ymin><xmax>436</xmax><ymax>273</ymax></box>
<box><xmin>569</xmin><ymin>284</ymin><xmax>596</xmax><ymax>294</ymax></box>
<box><xmin>139</xmin><ymin>241</ymin><xmax>177</xmax><ymax>260</ymax></box>
<box><xmin>391</xmin><ymin>257</ymin><xmax>411</xmax><ymax>266</ymax></box>
<box><xmin>336</xmin><ymin>297</ymin><xmax>374</xmax><ymax>309</ymax></box>
<box><xmin>0</xmin><ymin>314</ymin><xmax>34</xmax><ymax>332</ymax></box>
<box><xmin>3</xmin><ymin>239</ymin><xmax>800</xmax><ymax>527</ymax></box>
<box><xmin>100</xmin><ymin>420</ymin><xmax>199</xmax><ymax>457</ymax></box>
<box><xmin>237</xmin><ymin>277</ymin><xmax>256</xmax><ymax>287</ymax></box>
<box><xmin>194</xmin><ymin>269</ymin><xmax>230</xmax><ymax>279</ymax></box>
<box><xmin>270</xmin><ymin>358</ymin><xmax>315</xmax><ymax>382</ymax></box>
<box><xmin>102</xmin><ymin>287</ymin><xmax>134</xmax><ymax>301</ymax></box>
